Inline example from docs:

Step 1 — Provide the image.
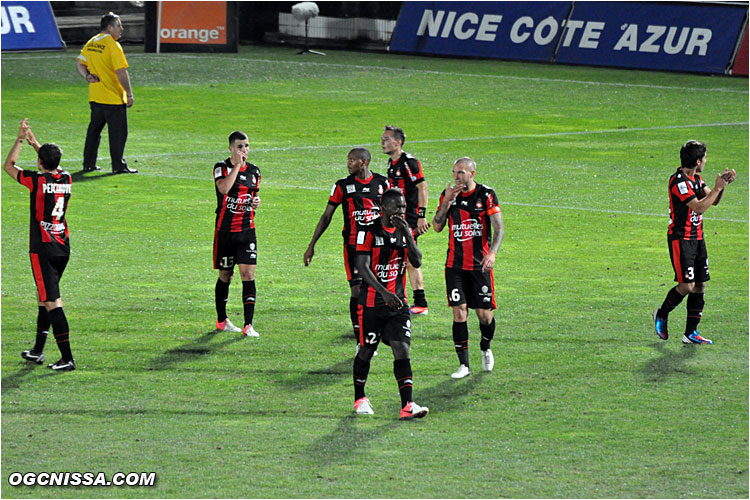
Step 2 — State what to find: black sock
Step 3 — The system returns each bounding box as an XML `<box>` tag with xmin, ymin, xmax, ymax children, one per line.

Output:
<box><xmin>215</xmin><ymin>278</ymin><xmax>230</xmax><ymax>322</ymax></box>
<box><xmin>685</xmin><ymin>292</ymin><xmax>705</xmax><ymax>333</ymax></box>
<box><xmin>479</xmin><ymin>318</ymin><xmax>495</xmax><ymax>351</ymax></box>
<box><xmin>350</xmin><ymin>296</ymin><xmax>360</xmax><ymax>341</ymax></box>
<box><xmin>242</xmin><ymin>280</ymin><xmax>256</xmax><ymax>326</ymax></box>
<box><xmin>353</xmin><ymin>355</ymin><xmax>370</xmax><ymax>401</ymax></box>
<box><xmin>393</xmin><ymin>358</ymin><xmax>413</xmax><ymax>408</ymax></box>
<box><xmin>658</xmin><ymin>286</ymin><xmax>686</xmax><ymax>318</ymax></box>
<box><xmin>34</xmin><ymin>306</ymin><xmax>50</xmax><ymax>353</ymax></box>
<box><xmin>413</xmin><ymin>289</ymin><xmax>427</xmax><ymax>308</ymax></box>
<box><xmin>48</xmin><ymin>307</ymin><xmax>73</xmax><ymax>362</ymax></box>
<box><xmin>452</xmin><ymin>321</ymin><xmax>470</xmax><ymax>367</ymax></box>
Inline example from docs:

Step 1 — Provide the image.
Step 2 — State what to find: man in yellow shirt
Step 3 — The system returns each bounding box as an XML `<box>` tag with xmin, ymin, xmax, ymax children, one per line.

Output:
<box><xmin>76</xmin><ymin>12</ymin><xmax>137</xmax><ymax>174</ymax></box>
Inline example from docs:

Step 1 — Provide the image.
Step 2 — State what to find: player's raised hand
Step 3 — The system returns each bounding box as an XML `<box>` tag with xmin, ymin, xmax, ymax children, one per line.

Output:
<box><xmin>721</xmin><ymin>168</ymin><xmax>736</xmax><ymax>184</ymax></box>
<box><xmin>444</xmin><ymin>181</ymin><xmax>463</xmax><ymax>202</ymax></box>
<box><xmin>16</xmin><ymin>118</ymin><xmax>29</xmax><ymax>141</ymax></box>
<box><xmin>391</xmin><ymin>214</ymin><xmax>409</xmax><ymax>233</ymax></box>
<box><xmin>714</xmin><ymin>172</ymin><xmax>728</xmax><ymax>190</ymax></box>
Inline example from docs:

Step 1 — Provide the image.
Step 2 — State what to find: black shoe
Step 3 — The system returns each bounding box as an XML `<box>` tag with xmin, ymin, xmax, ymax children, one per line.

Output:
<box><xmin>113</xmin><ymin>166</ymin><xmax>138</xmax><ymax>174</ymax></box>
<box><xmin>21</xmin><ymin>350</ymin><xmax>44</xmax><ymax>364</ymax></box>
<box><xmin>48</xmin><ymin>358</ymin><xmax>76</xmax><ymax>371</ymax></box>
<box><xmin>83</xmin><ymin>165</ymin><xmax>102</xmax><ymax>172</ymax></box>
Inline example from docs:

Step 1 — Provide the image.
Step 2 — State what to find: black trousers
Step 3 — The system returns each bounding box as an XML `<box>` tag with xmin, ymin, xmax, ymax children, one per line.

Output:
<box><xmin>83</xmin><ymin>102</ymin><xmax>128</xmax><ymax>172</ymax></box>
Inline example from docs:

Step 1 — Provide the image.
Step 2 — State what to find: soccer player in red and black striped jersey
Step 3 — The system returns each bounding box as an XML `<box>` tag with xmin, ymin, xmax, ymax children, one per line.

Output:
<box><xmin>433</xmin><ymin>157</ymin><xmax>504</xmax><ymax>379</ymax></box>
<box><xmin>304</xmin><ymin>148</ymin><xmax>389</xmax><ymax>342</ymax></box>
<box><xmin>351</xmin><ymin>189</ymin><xmax>429</xmax><ymax>419</ymax></box>
<box><xmin>3</xmin><ymin>119</ymin><xmax>76</xmax><ymax>371</ymax></box>
<box><xmin>381</xmin><ymin>125</ymin><xmax>431</xmax><ymax>315</ymax></box>
<box><xmin>213</xmin><ymin>130</ymin><xmax>262</xmax><ymax>337</ymax></box>
<box><xmin>653</xmin><ymin>140</ymin><xmax>735</xmax><ymax>345</ymax></box>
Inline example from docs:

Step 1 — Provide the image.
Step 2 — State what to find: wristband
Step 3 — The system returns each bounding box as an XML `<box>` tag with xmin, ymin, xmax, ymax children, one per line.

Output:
<box><xmin>418</xmin><ymin>207</ymin><xmax>426</xmax><ymax>218</ymax></box>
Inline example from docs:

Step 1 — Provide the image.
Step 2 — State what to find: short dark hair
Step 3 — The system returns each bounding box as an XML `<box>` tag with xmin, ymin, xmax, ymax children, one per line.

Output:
<box><xmin>100</xmin><ymin>12</ymin><xmax>120</xmax><ymax>31</ymax></box>
<box><xmin>381</xmin><ymin>188</ymin><xmax>404</xmax><ymax>207</ymax></box>
<box><xmin>680</xmin><ymin>140</ymin><xmax>707</xmax><ymax>168</ymax></box>
<box><xmin>349</xmin><ymin>147</ymin><xmax>371</xmax><ymax>163</ymax></box>
<box><xmin>384</xmin><ymin>125</ymin><xmax>405</xmax><ymax>146</ymax></box>
<box><xmin>228</xmin><ymin>130</ymin><xmax>248</xmax><ymax>146</ymax></box>
<box><xmin>38</xmin><ymin>143</ymin><xmax>62</xmax><ymax>170</ymax></box>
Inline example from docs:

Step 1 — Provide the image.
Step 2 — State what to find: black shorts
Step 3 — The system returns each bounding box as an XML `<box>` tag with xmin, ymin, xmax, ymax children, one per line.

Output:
<box><xmin>669</xmin><ymin>238</ymin><xmax>709</xmax><ymax>283</ymax></box>
<box><xmin>445</xmin><ymin>267</ymin><xmax>496</xmax><ymax>310</ymax></box>
<box><xmin>213</xmin><ymin>229</ymin><xmax>257</xmax><ymax>269</ymax></box>
<box><xmin>357</xmin><ymin>304</ymin><xmax>411</xmax><ymax>347</ymax></box>
<box><xmin>343</xmin><ymin>244</ymin><xmax>362</xmax><ymax>286</ymax></box>
<box><xmin>29</xmin><ymin>252</ymin><xmax>68</xmax><ymax>302</ymax></box>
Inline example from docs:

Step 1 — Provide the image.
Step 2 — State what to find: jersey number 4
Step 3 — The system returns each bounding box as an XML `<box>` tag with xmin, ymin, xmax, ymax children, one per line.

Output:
<box><xmin>51</xmin><ymin>198</ymin><xmax>65</xmax><ymax>221</ymax></box>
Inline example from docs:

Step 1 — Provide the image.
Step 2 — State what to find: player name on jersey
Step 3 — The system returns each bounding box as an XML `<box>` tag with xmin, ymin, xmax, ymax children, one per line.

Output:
<box><xmin>42</xmin><ymin>183</ymin><xmax>71</xmax><ymax>194</ymax></box>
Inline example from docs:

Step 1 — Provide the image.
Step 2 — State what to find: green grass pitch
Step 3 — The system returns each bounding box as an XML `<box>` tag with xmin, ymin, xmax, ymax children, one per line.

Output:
<box><xmin>1</xmin><ymin>45</ymin><xmax>748</xmax><ymax>498</ymax></box>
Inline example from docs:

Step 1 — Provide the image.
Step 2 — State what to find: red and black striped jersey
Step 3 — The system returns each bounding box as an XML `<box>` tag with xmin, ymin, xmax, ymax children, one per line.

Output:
<box><xmin>668</xmin><ymin>168</ymin><xmax>706</xmax><ymax>240</ymax></box>
<box><xmin>355</xmin><ymin>218</ymin><xmax>409</xmax><ymax>308</ymax></box>
<box><xmin>386</xmin><ymin>152</ymin><xmax>425</xmax><ymax>227</ymax></box>
<box><xmin>214</xmin><ymin>158</ymin><xmax>261</xmax><ymax>233</ymax></box>
<box><xmin>328</xmin><ymin>172</ymin><xmax>388</xmax><ymax>246</ymax></box>
<box><xmin>437</xmin><ymin>183</ymin><xmax>501</xmax><ymax>271</ymax></box>
<box><xmin>18</xmin><ymin>169</ymin><xmax>71</xmax><ymax>256</ymax></box>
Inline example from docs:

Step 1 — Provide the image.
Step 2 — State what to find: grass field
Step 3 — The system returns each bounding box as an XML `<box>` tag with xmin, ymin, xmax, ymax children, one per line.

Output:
<box><xmin>1</xmin><ymin>44</ymin><xmax>748</xmax><ymax>498</ymax></box>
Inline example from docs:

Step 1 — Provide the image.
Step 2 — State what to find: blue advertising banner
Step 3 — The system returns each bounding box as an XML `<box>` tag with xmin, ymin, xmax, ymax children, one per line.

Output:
<box><xmin>555</xmin><ymin>2</ymin><xmax>748</xmax><ymax>73</ymax></box>
<box><xmin>1</xmin><ymin>1</ymin><xmax>64</xmax><ymax>51</ymax></box>
<box><xmin>390</xmin><ymin>1</ymin><xmax>747</xmax><ymax>74</ymax></box>
<box><xmin>390</xmin><ymin>1</ymin><xmax>571</xmax><ymax>61</ymax></box>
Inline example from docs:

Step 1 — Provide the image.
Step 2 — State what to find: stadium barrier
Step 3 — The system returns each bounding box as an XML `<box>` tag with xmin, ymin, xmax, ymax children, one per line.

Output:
<box><xmin>1</xmin><ymin>0</ymin><xmax>64</xmax><ymax>51</ymax></box>
<box><xmin>390</xmin><ymin>1</ymin><xmax>749</xmax><ymax>75</ymax></box>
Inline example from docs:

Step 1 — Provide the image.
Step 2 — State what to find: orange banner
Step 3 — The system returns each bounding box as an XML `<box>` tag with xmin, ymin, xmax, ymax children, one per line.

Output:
<box><xmin>159</xmin><ymin>1</ymin><xmax>227</xmax><ymax>45</ymax></box>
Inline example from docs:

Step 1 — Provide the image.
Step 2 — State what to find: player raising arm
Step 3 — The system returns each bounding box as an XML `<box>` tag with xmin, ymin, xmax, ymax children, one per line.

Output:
<box><xmin>433</xmin><ymin>157</ymin><xmax>504</xmax><ymax>379</ymax></box>
<box><xmin>351</xmin><ymin>189</ymin><xmax>429</xmax><ymax>420</ymax></box>
<box><xmin>4</xmin><ymin>119</ymin><xmax>76</xmax><ymax>371</ymax></box>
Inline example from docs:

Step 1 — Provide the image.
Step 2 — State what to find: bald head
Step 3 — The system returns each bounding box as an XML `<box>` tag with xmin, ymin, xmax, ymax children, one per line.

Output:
<box><xmin>454</xmin><ymin>156</ymin><xmax>476</xmax><ymax>172</ymax></box>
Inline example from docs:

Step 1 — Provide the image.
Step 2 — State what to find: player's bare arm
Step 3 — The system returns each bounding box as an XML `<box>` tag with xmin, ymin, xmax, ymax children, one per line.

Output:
<box><xmin>481</xmin><ymin>211</ymin><xmax>505</xmax><ymax>273</ymax></box>
<box><xmin>215</xmin><ymin>154</ymin><xmax>244</xmax><ymax>195</ymax></box>
<box><xmin>355</xmin><ymin>254</ymin><xmax>403</xmax><ymax>310</ymax></box>
<box><xmin>3</xmin><ymin>119</ymin><xmax>29</xmax><ymax>182</ymax></box>
<box><xmin>115</xmin><ymin>68</ymin><xmax>133</xmax><ymax>107</ymax></box>
<box><xmin>393</xmin><ymin>214</ymin><xmax>422</xmax><ymax>268</ymax></box>
<box><xmin>304</xmin><ymin>204</ymin><xmax>336</xmax><ymax>266</ymax></box>
<box><xmin>687</xmin><ymin>173</ymin><xmax>728</xmax><ymax>214</ymax></box>
<box><xmin>433</xmin><ymin>183</ymin><xmax>461</xmax><ymax>231</ymax></box>
<box><xmin>416</xmin><ymin>181</ymin><xmax>430</xmax><ymax>235</ymax></box>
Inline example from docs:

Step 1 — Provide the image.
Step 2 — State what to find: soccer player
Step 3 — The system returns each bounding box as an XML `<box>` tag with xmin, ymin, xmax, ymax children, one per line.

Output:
<box><xmin>652</xmin><ymin>140</ymin><xmax>736</xmax><ymax>345</ymax></box>
<box><xmin>304</xmin><ymin>148</ymin><xmax>389</xmax><ymax>343</ymax></box>
<box><xmin>76</xmin><ymin>12</ymin><xmax>137</xmax><ymax>174</ymax></box>
<box><xmin>213</xmin><ymin>131</ymin><xmax>262</xmax><ymax>337</ymax></box>
<box><xmin>381</xmin><ymin>125</ymin><xmax>430</xmax><ymax>315</ymax></box>
<box><xmin>433</xmin><ymin>157</ymin><xmax>504</xmax><ymax>379</ymax></box>
<box><xmin>3</xmin><ymin>119</ymin><xmax>76</xmax><ymax>371</ymax></box>
<box><xmin>352</xmin><ymin>189</ymin><xmax>429</xmax><ymax>420</ymax></box>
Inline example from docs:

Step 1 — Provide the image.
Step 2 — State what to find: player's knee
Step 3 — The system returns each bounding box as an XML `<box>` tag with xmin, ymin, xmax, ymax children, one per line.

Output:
<box><xmin>453</xmin><ymin>306</ymin><xmax>468</xmax><ymax>322</ymax></box>
<box><xmin>693</xmin><ymin>282</ymin><xmax>706</xmax><ymax>293</ymax></box>
<box><xmin>477</xmin><ymin>309</ymin><xmax>494</xmax><ymax>325</ymax></box>
<box><xmin>677</xmin><ymin>282</ymin><xmax>695</xmax><ymax>295</ymax></box>
<box><xmin>390</xmin><ymin>341</ymin><xmax>410</xmax><ymax>360</ymax></box>
<box><xmin>219</xmin><ymin>270</ymin><xmax>233</xmax><ymax>283</ymax></box>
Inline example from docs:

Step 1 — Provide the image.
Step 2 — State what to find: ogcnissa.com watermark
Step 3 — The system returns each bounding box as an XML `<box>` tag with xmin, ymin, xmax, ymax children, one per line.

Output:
<box><xmin>8</xmin><ymin>471</ymin><xmax>156</xmax><ymax>487</ymax></box>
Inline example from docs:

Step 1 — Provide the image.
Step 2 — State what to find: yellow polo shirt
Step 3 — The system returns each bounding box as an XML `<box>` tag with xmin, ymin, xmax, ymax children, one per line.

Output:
<box><xmin>77</xmin><ymin>33</ymin><xmax>129</xmax><ymax>105</ymax></box>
